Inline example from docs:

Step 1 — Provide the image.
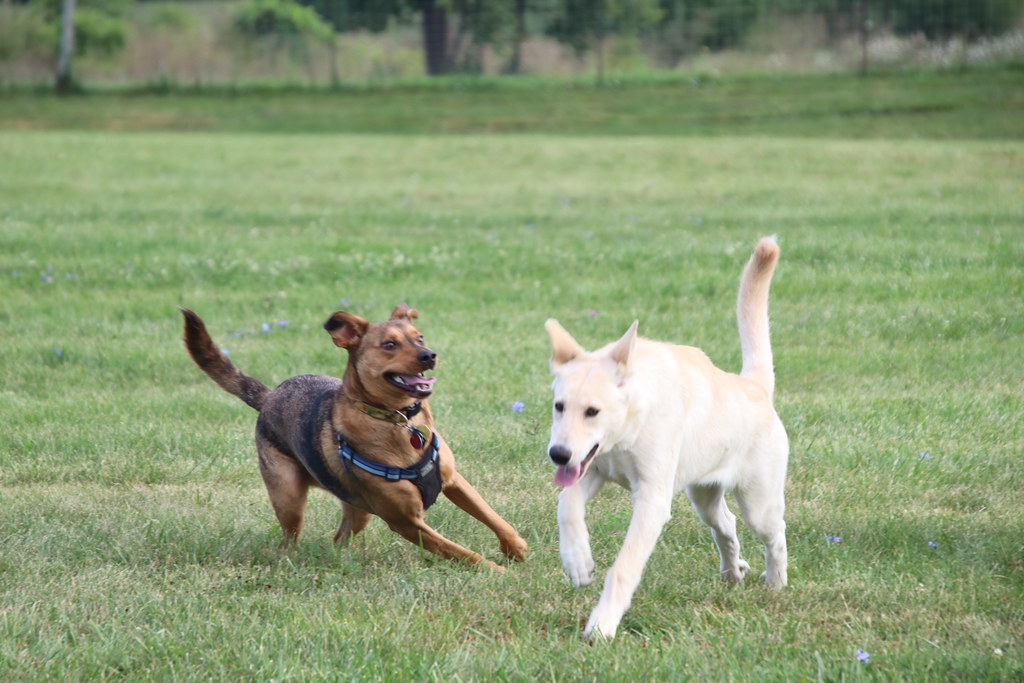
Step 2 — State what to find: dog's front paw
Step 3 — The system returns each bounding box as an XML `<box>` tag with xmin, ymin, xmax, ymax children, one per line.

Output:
<box><xmin>582</xmin><ymin>609</ymin><xmax>619</xmax><ymax>641</ymax></box>
<box><xmin>561</xmin><ymin>544</ymin><xmax>595</xmax><ymax>588</ymax></box>
<box><xmin>500</xmin><ymin>534</ymin><xmax>528</xmax><ymax>562</ymax></box>
<box><xmin>720</xmin><ymin>559</ymin><xmax>750</xmax><ymax>583</ymax></box>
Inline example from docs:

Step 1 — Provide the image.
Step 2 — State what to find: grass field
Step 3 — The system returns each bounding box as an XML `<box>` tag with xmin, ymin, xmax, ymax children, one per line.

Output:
<box><xmin>2</xmin><ymin>67</ymin><xmax>1023</xmax><ymax>139</ymax></box>
<box><xmin>1</xmin><ymin>69</ymin><xmax>1022</xmax><ymax>680</ymax></box>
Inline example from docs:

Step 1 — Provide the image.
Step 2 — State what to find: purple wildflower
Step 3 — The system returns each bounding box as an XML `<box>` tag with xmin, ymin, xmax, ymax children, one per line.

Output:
<box><xmin>827</xmin><ymin>535</ymin><xmax>841</xmax><ymax>543</ymax></box>
<box><xmin>928</xmin><ymin>541</ymin><xmax>938</xmax><ymax>548</ymax></box>
<box><xmin>511</xmin><ymin>401</ymin><xmax>525</xmax><ymax>413</ymax></box>
<box><xmin>277</xmin><ymin>320</ymin><xmax>289</xmax><ymax>328</ymax></box>
<box><xmin>856</xmin><ymin>649</ymin><xmax>870</xmax><ymax>663</ymax></box>
<box><xmin>261</xmin><ymin>322</ymin><xmax>271</xmax><ymax>333</ymax></box>
<box><xmin>919</xmin><ymin>451</ymin><xmax>933</xmax><ymax>459</ymax></box>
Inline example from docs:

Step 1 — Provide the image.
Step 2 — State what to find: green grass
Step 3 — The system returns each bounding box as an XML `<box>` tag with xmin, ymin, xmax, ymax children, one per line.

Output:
<box><xmin>1</xmin><ymin>74</ymin><xmax>1022</xmax><ymax>680</ymax></box>
<box><xmin>1</xmin><ymin>67</ymin><xmax>1022</xmax><ymax>138</ymax></box>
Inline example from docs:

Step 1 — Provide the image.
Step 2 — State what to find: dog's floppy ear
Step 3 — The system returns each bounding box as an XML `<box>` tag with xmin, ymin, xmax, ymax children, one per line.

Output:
<box><xmin>545</xmin><ymin>319</ymin><xmax>585</xmax><ymax>369</ymax></box>
<box><xmin>390</xmin><ymin>303</ymin><xmax>419</xmax><ymax>321</ymax></box>
<box><xmin>609</xmin><ymin>320</ymin><xmax>638</xmax><ymax>380</ymax></box>
<box><xmin>324</xmin><ymin>311</ymin><xmax>369</xmax><ymax>349</ymax></box>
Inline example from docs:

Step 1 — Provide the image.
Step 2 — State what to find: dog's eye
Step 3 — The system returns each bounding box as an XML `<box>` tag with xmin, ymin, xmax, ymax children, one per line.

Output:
<box><xmin>554</xmin><ymin>402</ymin><xmax>564</xmax><ymax>413</ymax></box>
<box><xmin>417</xmin><ymin>336</ymin><xmax>425</xmax><ymax>345</ymax></box>
<box><xmin>585</xmin><ymin>407</ymin><xmax>600</xmax><ymax>417</ymax></box>
<box><xmin>382</xmin><ymin>340</ymin><xmax>398</xmax><ymax>351</ymax></box>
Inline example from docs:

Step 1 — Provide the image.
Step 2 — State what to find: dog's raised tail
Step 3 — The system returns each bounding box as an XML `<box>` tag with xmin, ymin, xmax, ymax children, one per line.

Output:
<box><xmin>737</xmin><ymin>237</ymin><xmax>781</xmax><ymax>400</ymax></box>
<box><xmin>181</xmin><ymin>309</ymin><xmax>270</xmax><ymax>411</ymax></box>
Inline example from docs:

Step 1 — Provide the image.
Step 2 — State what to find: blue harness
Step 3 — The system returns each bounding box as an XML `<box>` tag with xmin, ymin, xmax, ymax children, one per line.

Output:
<box><xmin>336</xmin><ymin>433</ymin><xmax>443</xmax><ymax>509</ymax></box>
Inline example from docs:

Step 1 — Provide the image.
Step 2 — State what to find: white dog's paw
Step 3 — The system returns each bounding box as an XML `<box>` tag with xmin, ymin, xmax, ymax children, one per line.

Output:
<box><xmin>760</xmin><ymin>568</ymin><xmax>787</xmax><ymax>589</ymax></box>
<box><xmin>563</xmin><ymin>557</ymin><xmax>595</xmax><ymax>588</ymax></box>
<box><xmin>582</xmin><ymin>610</ymin><xmax>619</xmax><ymax>641</ymax></box>
<box><xmin>561</xmin><ymin>544</ymin><xmax>595</xmax><ymax>588</ymax></box>
<box><xmin>720</xmin><ymin>559</ymin><xmax>750</xmax><ymax>583</ymax></box>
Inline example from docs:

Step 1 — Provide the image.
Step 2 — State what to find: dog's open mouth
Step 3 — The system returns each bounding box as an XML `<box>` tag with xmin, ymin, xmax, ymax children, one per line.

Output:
<box><xmin>385</xmin><ymin>372</ymin><xmax>436</xmax><ymax>398</ymax></box>
<box><xmin>555</xmin><ymin>443</ymin><xmax>599</xmax><ymax>488</ymax></box>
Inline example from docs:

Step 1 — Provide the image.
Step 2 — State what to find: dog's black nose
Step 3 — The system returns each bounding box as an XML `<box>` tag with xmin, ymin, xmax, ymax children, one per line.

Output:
<box><xmin>548</xmin><ymin>445</ymin><xmax>571</xmax><ymax>466</ymax></box>
<box><xmin>417</xmin><ymin>349</ymin><xmax>437</xmax><ymax>369</ymax></box>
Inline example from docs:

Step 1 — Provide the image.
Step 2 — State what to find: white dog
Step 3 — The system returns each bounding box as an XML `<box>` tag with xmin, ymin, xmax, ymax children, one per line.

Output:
<box><xmin>544</xmin><ymin>237</ymin><xmax>789</xmax><ymax>640</ymax></box>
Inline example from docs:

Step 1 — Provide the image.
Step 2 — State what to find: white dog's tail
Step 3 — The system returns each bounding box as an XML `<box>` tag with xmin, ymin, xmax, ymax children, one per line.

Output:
<box><xmin>737</xmin><ymin>236</ymin><xmax>781</xmax><ymax>400</ymax></box>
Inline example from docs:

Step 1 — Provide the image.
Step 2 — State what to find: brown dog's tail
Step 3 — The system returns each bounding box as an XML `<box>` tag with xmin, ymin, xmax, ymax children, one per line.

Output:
<box><xmin>736</xmin><ymin>236</ymin><xmax>780</xmax><ymax>401</ymax></box>
<box><xmin>181</xmin><ymin>309</ymin><xmax>270</xmax><ymax>411</ymax></box>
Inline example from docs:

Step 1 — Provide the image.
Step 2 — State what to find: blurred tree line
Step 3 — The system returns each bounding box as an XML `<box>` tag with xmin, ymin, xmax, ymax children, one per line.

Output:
<box><xmin>283</xmin><ymin>0</ymin><xmax>1024</xmax><ymax>75</ymax></box>
<box><xmin>3</xmin><ymin>0</ymin><xmax>1022</xmax><ymax>88</ymax></box>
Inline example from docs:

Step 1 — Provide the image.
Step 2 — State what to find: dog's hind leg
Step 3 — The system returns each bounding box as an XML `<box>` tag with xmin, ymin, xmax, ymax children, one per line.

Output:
<box><xmin>734</xmin><ymin>480</ymin><xmax>788</xmax><ymax>588</ymax></box>
<box><xmin>257</xmin><ymin>443</ymin><xmax>313</xmax><ymax>546</ymax></box>
<box><xmin>687</xmin><ymin>483</ymin><xmax>750</xmax><ymax>582</ymax></box>
<box><xmin>334</xmin><ymin>503</ymin><xmax>373</xmax><ymax>545</ymax></box>
<box><xmin>442</xmin><ymin>471</ymin><xmax>527</xmax><ymax>561</ymax></box>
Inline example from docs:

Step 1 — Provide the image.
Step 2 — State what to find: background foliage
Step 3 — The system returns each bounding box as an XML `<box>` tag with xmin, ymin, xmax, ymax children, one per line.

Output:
<box><xmin>1</xmin><ymin>0</ymin><xmax>1022</xmax><ymax>85</ymax></box>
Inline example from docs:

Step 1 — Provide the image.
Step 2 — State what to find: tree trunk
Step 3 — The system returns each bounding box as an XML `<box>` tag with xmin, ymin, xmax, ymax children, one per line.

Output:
<box><xmin>507</xmin><ymin>0</ymin><xmax>527</xmax><ymax>74</ymax></box>
<box><xmin>858</xmin><ymin>0</ymin><xmax>870</xmax><ymax>76</ymax></box>
<box><xmin>421</xmin><ymin>0</ymin><xmax>449</xmax><ymax>76</ymax></box>
<box><xmin>56</xmin><ymin>0</ymin><xmax>76</xmax><ymax>94</ymax></box>
<box><xmin>328</xmin><ymin>34</ymin><xmax>340</xmax><ymax>88</ymax></box>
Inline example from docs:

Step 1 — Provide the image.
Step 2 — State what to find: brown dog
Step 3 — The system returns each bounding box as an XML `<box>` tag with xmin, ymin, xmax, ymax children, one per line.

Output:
<box><xmin>181</xmin><ymin>304</ymin><xmax>527</xmax><ymax>569</ymax></box>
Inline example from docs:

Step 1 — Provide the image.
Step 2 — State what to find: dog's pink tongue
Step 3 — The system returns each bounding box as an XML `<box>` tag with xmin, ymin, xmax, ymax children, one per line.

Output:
<box><xmin>555</xmin><ymin>464</ymin><xmax>581</xmax><ymax>488</ymax></box>
<box><xmin>398</xmin><ymin>374</ymin><xmax>436</xmax><ymax>391</ymax></box>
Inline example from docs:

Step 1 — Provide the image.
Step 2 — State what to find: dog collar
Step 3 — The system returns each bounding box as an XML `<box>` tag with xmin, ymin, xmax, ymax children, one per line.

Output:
<box><xmin>355</xmin><ymin>400</ymin><xmax>421</xmax><ymax>422</ymax></box>
<box><xmin>337</xmin><ymin>432</ymin><xmax>442</xmax><ymax>509</ymax></box>
<box><xmin>354</xmin><ymin>400</ymin><xmax>432</xmax><ymax>449</ymax></box>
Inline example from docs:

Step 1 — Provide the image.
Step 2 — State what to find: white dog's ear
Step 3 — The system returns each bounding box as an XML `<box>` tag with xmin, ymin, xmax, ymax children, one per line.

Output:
<box><xmin>545</xmin><ymin>319</ymin><xmax>584</xmax><ymax>369</ymax></box>
<box><xmin>609</xmin><ymin>320</ymin><xmax>638</xmax><ymax>381</ymax></box>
